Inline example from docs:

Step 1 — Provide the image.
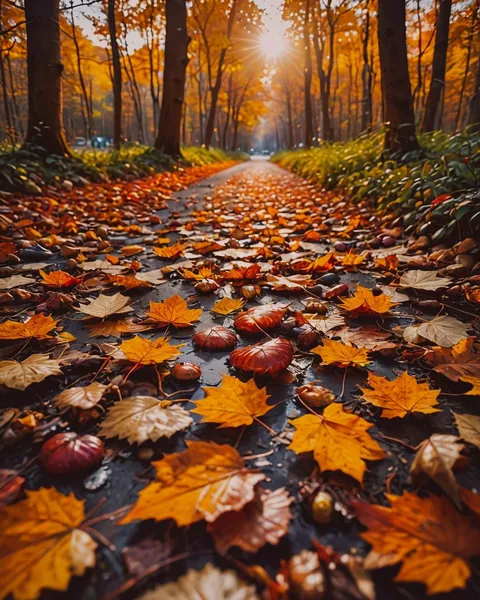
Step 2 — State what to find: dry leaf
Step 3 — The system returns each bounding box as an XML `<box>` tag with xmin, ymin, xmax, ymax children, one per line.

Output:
<box><xmin>399</xmin><ymin>270</ymin><xmax>451</xmax><ymax>291</ymax></box>
<box><xmin>138</xmin><ymin>563</ymin><xmax>259</xmax><ymax>600</ymax></box>
<box><xmin>39</xmin><ymin>269</ymin><xmax>81</xmax><ymax>288</ymax></box>
<box><xmin>147</xmin><ymin>295</ymin><xmax>202</xmax><ymax>328</ymax></box>
<box><xmin>0</xmin><ymin>275</ymin><xmax>34</xmax><ymax>290</ymax></box>
<box><xmin>289</xmin><ymin>404</ymin><xmax>385</xmax><ymax>484</ymax></box>
<box><xmin>120</xmin><ymin>335</ymin><xmax>183</xmax><ymax>365</ymax></box>
<box><xmin>0</xmin><ymin>470</ymin><xmax>25</xmax><ymax>506</ymax></box>
<box><xmin>410</xmin><ymin>434</ymin><xmax>465</xmax><ymax>508</ymax></box>
<box><xmin>86</xmin><ymin>319</ymin><xmax>152</xmax><ymax>338</ymax></box>
<box><xmin>453</xmin><ymin>412</ymin><xmax>480</xmax><ymax>448</ymax></box>
<box><xmin>360</xmin><ymin>371</ymin><xmax>440</xmax><ymax>418</ymax></box>
<box><xmin>99</xmin><ymin>396</ymin><xmax>193</xmax><ymax>444</ymax></box>
<box><xmin>354</xmin><ymin>491</ymin><xmax>480</xmax><ymax>594</ymax></box>
<box><xmin>135</xmin><ymin>269</ymin><xmax>166</xmax><ymax>285</ymax></box>
<box><xmin>120</xmin><ymin>441</ymin><xmax>265</xmax><ymax>525</ymax></box>
<box><xmin>0</xmin><ymin>314</ymin><xmax>57</xmax><ymax>340</ymax></box>
<box><xmin>209</xmin><ymin>486</ymin><xmax>293</xmax><ymax>554</ymax></box>
<box><xmin>341</xmin><ymin>251</ymin><xmax>366</xmax><ymax>267</ymax></box>
<box><xmin>428</xmin><ymin>339</ymin><xmax>480</xmax><ymax>381</ymax></box>
<box><xmin>265</xmin><ymin>273</ymin><xmax>313</xmax><ymax>291</ymax></box>
<box><xmin>340</xmin><ymin>285</ymin><xmax>393</xmax><ymax>316</ymax></box>
<box><xmin>304</xmin><ymin>313</ymin><xmax>345</xmax><ymax>334</ymax></box>
<box><xmin>192</xmin><ymin>375</ymin><xmax>273</xmax><ymax>428</ymax></box>
<box><xmin>211</xmin><ymin>297</ymin><xmax>245</xmax><ymax>315</ymax></box>
<box><xmin>0</xmin><ymin>487</ymin><xmax>96</xmax><ymax>599</ymax></box>
<box><xmin>78</xmin><ymin>293</ymin><xmax>132</xmax><ymax>319</ymax></box>
<box><xmin>0</xmin><ymin>354</ymin><xmax>62</xmax><ymax>390</ymax></box>
<box><xmin>52</xmin><ymin>382</ymin><xmax>108</xmax><ymax>410</ymax></box>
<box><xmin>153</xmin><ymin>241</ymin><xmax>188</xmax><ymax>259</ymax></box>
<box><xmin>312</xmin><ymin>339</ymin><xmax>370</xmax><ymax>368</ymax></box>
<box><xmin>334</xmin><ymin>327</ymin><xmax>397</xmax><ymax>351</ymax></box>
<box><xmin>459</xmin><ymin>374</ymin><xmax>480</xmax><ymax>395</ymax></box>
<box><xmin>405</xmin><ymin>316</ymin><xmax>470</xmax><ymax>348</ymax></box>
<box><xmin>108</xmin><ymin>275</ymin><xmax>152</xmax><ymax>290</ymax></box>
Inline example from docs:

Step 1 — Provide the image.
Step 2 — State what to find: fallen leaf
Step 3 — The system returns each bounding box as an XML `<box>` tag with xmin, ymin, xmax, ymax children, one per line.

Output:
<box><xmin>135</xmin><ymin>269</ymin><xmax>166</xmax><ymax>285</ymax></box>
<box><xmin>99</xmin><ymin>396</ymin><xmax>193</xmax><ymax>444</ymax></box>
<box><xmin>427</xmin><ymin>339</ymin><xmax>480</xmax><ymax>381</ymax></box>
<box><xmin>304</xmin><ymin>313</ymin><xmax>345</xmax><ymax>334</ymax></box>
<box><xmin>375</xmin><ymin>255</ymin><xmax>399</xmax><ymax>271</ymax></box>
<box><xmin>0</xmin><ymin>470</ymin><xmax>25</xmax><ymax>506</ymax></box>
<box><xmin>340</xmin><ymin>285</ymin><xmax>393</xmax><ymax>316</ymax></box>
<box><xmin>0</xmin><ymin>314</ymin><xmax>58</xmax><ymax>340</ymax></box>
<box><xmin>209</xmin><ymin>487</ymin><xmax>293</xmax><ymax>553</ymax></box>
<box><xmin>120</xmin><ymin>335</ymin><xmax>183</xmax><ymax>364</ymax></box>
<box><xmin>211</xmin><ymin>297</ymin><xmax>245</xmax><ymax>315</ymax></box>
<box><xmin>108</xmin><ymin>275</ymin><xmax>152</xmax><ymax>290</ymax></box>
<box><xmin>265</xmin><ymin>273</ymin><xmax>313</xmax><ymax>292</ymax></box>
<box><xmin>39</xmin><ymin>270</ymin><xmax>81</xmax><ymax>288</ymax></box>
<box><xmin>0</xmin><ymin>354</ymin><xmax>62</xmax><ymax>390</ymax></box>
<box><xmin>453</xmin><ymin>412</ymin><xmax>480</xmax><ymax>448</ymax></box>
<box><xmin>234</xmin><ymin>303</ymin><xmax>287</xmax><ymax>334</ymax></box>
<box><xmin>192</xmin><ymin>375</ymin><xmax>273</xmax><ymax>428</ymax></box>
<box><xmin>230</xmin><ymin>337</ymin><xmax>294</xmax><ymax>375</ymax></box>
<box><xmin>334</xmin><ymin>327</ymin><xmax>397</xmax><ymax>351</ymax></box>
<box><xmin>138</xmin><ymin>564</ymin><xmax>259</xmax><ymax>600</ymax></box>
<box><xmin>0</xmin><ymin>487</ymin><xmax>97</xmax><ymax>599</ymax></box>
<box><xmin>312</xmin><ymin>339</ymin><xmax>371</xmax><ymax>368</ymax></box>
<box><xmin>0</xmin><ymin>275</ymin><xmax>34</xmax><ymax>290</ymax></box>
<box><xmin>360</xmin><ymin>371</ymin><xmax>440</xmax><ymax>418</ymax></box>
<box><xmin>459</xmin><ymin>374</ymin><xmax>480</xmax><ymax>395</ymax></box>
<box><xmin>399</xmin><ymin>270</ymin><xmax>451</xmax><ymax>291</ymax></box>
<box><xmin>410</xmin><ymin>434</ymin><xmax>465</xmax><ymax>508</ymax></box>
<box><xmin>289</xmin><ymin>404</ymin><xmax>385</xmax><ymax>484</ymax></box>
<box><xmin>147</xmin><ymin>295</ymin><xmax>202</xmax><ymax>328</ymax></box>
<box><xmin>354</xmin><ymin>491</ymin><xmax>480</xmax><ymax>594</ymax></box>
<box><xmin>379</xmin><ymin>285</ymin><xmax>409</xmax><ymax>303</ymax></box>
<box><xmin>86</xmin><ymin>319</ymin><xmax>153</xmax><ymax>338</ymax></box>
<box><xmin>153</xmin><ymin>241</ymin><xmax>187</xmax><ymax>259</ymax></box>
<box><xmin>52</xmin><ymin>383</ymin><xmax>108</xmax><ymax>410</ymax></box>
<box><xmin>120</xmin><ymin>441</ymin><xmax>265</xmax><ymax>525</ymax></box>
<box><xmin>78</xmin><ymin>293</ymin><xmax>132</xmax><ymax>319</ymax></box>
<box><xmin>413</xmin><ymin>316</ymin><xmax>470</xmax><ymax>348</ymax></box>
<box><xmin>341</xmin><ymin>251</ymin><xmax>366</xmax><ymax>267</ymax></box>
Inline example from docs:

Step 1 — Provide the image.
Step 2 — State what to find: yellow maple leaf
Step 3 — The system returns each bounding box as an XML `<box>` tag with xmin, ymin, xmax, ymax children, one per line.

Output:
<box><xmin>211</xmin><ymin>298</ymin><xmax>245</xmax><ymax>315</ymax></box>
<box><xmin>192</xmin><ymin>375</ymin><xmax>272</xmax><ymax>428</ymax></box>
<box><xmin>340</xmin><ymin>285</ymin><xmax>393</xmax><ymax>316</ymax></box>
<box><xmin>120</xmin><ymin>441</ymin><xmax>265</xmax><ymax>526</ymax></box>
<box><xmin>120</xmin><ymin>335</ymin><xmax>183</xmax><ymax>364</ymax></box>
<box><xmin>0</xmin><ymin>487</ymin><xmax>96</xmax><ymax>600</ymax></box>
<box><xmin>153</xmin><ymin>241</ymin><xmax>187</xmax><ymax>259</ymax></box>
<box><xmin>460</xmin><ymin>374</ymin><xmax>480</xmax><ymax>396</ymax></box>
<box><xmin>354</xmin><ymin>492</ymin><xmax>480</xmax><ymax>595</ymax></box>
<box><xmin>341</xmin><ymin>250</ymin><xmax>366</xmax><ymax>267</ymax></box>
<box><xmin>147</xmin><ymin>295</ymin><xmax>202</xmax><ymax>328</ymax></box>
<box><xmin>0</xmin><ymin>314</ymin><xmax>58</xmax><ymax>340</ymax></box>
<box><xmin>375</xmin><ymin>255</ymin><xmax>399</xmax><ymax>271</ymax></box>
<box><xmin>360</xmin><ymin>371</ymin><xmax>440</xmax><ymax>418</ymax></box>
<box><xmin>311</xmin><ymin>338</ymin><xmax>370</xmax><ymax>367</ymax></box>
<box><xmin>289</xmin><ymin>403</ymin><xmax>385</xmax><ymax>484</ymax></box>
<box><xmin>181</xmin><ymin>267</ymin><xmax>216</xmax><ymax>281</ymax></box>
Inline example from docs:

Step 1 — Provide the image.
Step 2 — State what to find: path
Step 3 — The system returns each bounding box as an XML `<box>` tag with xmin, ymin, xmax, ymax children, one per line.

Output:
<box><xmin>1</xmin><ymin>158</ymin><xmax>478</xmax><ymax>600</ymax></box>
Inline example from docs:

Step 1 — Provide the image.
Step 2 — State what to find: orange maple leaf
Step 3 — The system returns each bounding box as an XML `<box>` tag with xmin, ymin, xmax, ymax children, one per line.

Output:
<box><xmin>120</xmin><ymin>335</ymin><xmax>183</xmax><ymax>364</ymax></box>
<box><xmin>147</xmin><ymin>295</ymin><xmax>202</xmax><ymax>328</ymax></box>
<box><xmin>339</xmin><ymin>285</ymin><xmax>394</xmax><ymax>316</ymax></box>
<box><xmin>340</xmin><ymin>250</ymin><xmax>366</xmax><ymax>268</ymax></box>
<box><xmin>289</xmin><ymin>403</ymin><xmax>385</xmax><ymax>484</ymax></box>
<box><xmin>192</xmin><ymin>375</ymin><xmax>273</xmax><ymax>428</ymax></box>
<box><xmin>108</xmin><ymin>275</ymin><xmax>152</xmax><ymax>290</ymax></box>
<box><xmin>211</xmin><ymin>298</ymin><xmax>245</xmax><ymax>315</ymax></box>
<box><xmin>375</xmin><ymin>255</ymin><xmax>399</xmax><ymax>271</ymax></box>
<box><xmin>153</xmin><ymin>241</ymin><xmax>187</xmax><ymax>260</ymax></box>
<box><xmin>311</xmin><ymin>338</ymin><xmax>370</xmax><ymax>367</ymax></box>
<box><xmin>120</xmin><ymin>441</ymin><xmax>265</xmax><ymax>526</ymax></box>
<box><xmin>0</xmin><ymin>314</ymin><xmax>58</xmax><ymax>340</ymax></box>
<box><xmin>354</xmin><ymin>492</ymin><xmax>480</xmax><ymax>594</ymax></box>
<box><xmin>39</xmin><ymin>270</ymin><xmax>81</xmax><ymax>288</ymax></box>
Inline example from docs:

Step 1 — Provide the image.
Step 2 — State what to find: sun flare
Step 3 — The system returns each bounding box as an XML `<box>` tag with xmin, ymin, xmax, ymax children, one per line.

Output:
<box><xmin>258</xmin><ymin>30</ymin><xmax>288</xmax><ymax>60</ymax></box>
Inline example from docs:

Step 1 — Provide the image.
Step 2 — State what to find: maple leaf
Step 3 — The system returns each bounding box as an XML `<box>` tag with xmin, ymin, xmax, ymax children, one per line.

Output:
<box><xmin>108</xmin><ymin>275</ymin><xmax>152</xmax><ymax>290</ymax></box>
<box><xmin>52</xmin><ymin>382</ymin><xmax>108</xmax><ymax>410</ymax></box>
<box><xmin>399</xmin><ymin>270</ymin><xmax>451</xmax><ymax>291</ymax></box>
<box><xmin>304</xmin><ymin>313</ymin><xmax>345</xmax><ymax>334</ymax></box>
<box><xmin>99</xmin><ymin>396</ymin><xmax>193</xmax><ymax>444</ymax></box>
<box><xmin>0</xmin><ymin>487</ymin><xmax>97</xmax><ymax>600</ymax></box>
<box><xmin>39</xmin><ymin>269</ymin><xmax>81</xmax><ymax>288</ymax></box>
<box><xmin>307</xmin><ymin>251</ymin><xmax>336</xmax><ymax>272</ymax></box>
<box><xmin>360</xmin><ymin>371</ymin><xmax>440</xmax><ymax>418</ymax></box>
<box><xmin>311</xmin><ymin>339</ymin><xmax>370</xmax><ymax>368</ymax></box>
<box><xmin>265</xmin><ymin>273</ymin><xmax>313</xmax><ymax>292</ymax></box>
<box><xmin>354</xmin><ymin>491</ymin><xmax>480</xmax><ymax>594</ymax></box>
<box><xmin>138</xmin><ymin>564</ymin><xmax>258</xmax><ymax>600</ymax></box>
<box><xmin>181</xmin><ymin>266</ymin><xmax>216</xmax><ymax>281</ymax></box>
<box><xmin>427</xmin><ymin>339</ymin><xmax>480</xmax><ymax>382</ymax></box>
<box><xmin>147</xmin><ymin>295</ymin><xmax>202</xmax><ymax>328</ymax></box>
<box><xmin>334</xmin><ymin>326</ymin><xmax>397</xmax><ymax>351</ymax></box>
<box><xmin>0</xmin><ymin>354</ymin><xmax>62</xmax><ymax>390</ymax></box>
<box><xmin>459</xmin><ymin>374</ymin><xmax>480</xmax><ymax>395</ymax></box>
<box><xmin>0</xmin><ymin>314</ymin><xmax>58</xmax><ymax>340</ymax></box>
<box><xmin>135</xmin><ymin>269</ymin><xmax>166</xmax><ymax>285</ymax></box>
<box><xmin>375</xmin><ymin>255</ymin><xmax>399</xmax><ymax>271</ymax></box>
<box><xmin>120</xmin><ymin>335</ymin><xmax>183</xmax><ymax>365</ymax></box>
<box><xmin>87</xmin><ymin>319</ymin><xmax>153</xmax><ymax>338</ymax></box>
<box><xmin>289</xmin><ymin>404</ymin><xmax>385</xmax><ymax>484</ymax></box>
<box><xmin>120</xmin><ymin>441</ymin><xmax>265</xmax><ymax>526</ymax></box>
<box><xmin>339</xmin><ymin>285</ymin><xmax>393</xmax><ymax>316</ymax></box>
<box><xmin>404</xmin><ymin>316</ymin><xmax>470</xmax><ymax>348</ymax></box>
<box><xmin>209</xmin><ymin>487</ymin><xmax>293</xmax><ymax>554</ymax></box>
<box><xmin>153</xmin><ymin>241</ymin><xmax>187</xmax><ymax>259</ymax></box>
<box><xmin>0</xmin><ymin>275</ymin><xmax>34</xmax><ymax>290</ymax></box>
<box><xmin>192</xmin><ymin>375</ymin><xmax>273</xmax><ymax>428</ymax></box>
<box><xmin>211</xmin><ymin>297</ymin><xmax>245</xmax><ymax>315</ymax></box>
<box><xmin>78</xmin><ymin>293</ymin><xmax>132</xmax><ymax>319</ymax></box>
<box><xmin>340</xmin><ymin>250</ymin><xmax>366</xmax><ymax>268</ymax></box>
<box><xmin>453</xmin><ymin>412</ymin><xmax>480</xmax><ymax>448</ymax></box>
<box><xmin>411</xmin><ymin>434</ymin><xmax>465</xmax><ymax>508</ymax></box>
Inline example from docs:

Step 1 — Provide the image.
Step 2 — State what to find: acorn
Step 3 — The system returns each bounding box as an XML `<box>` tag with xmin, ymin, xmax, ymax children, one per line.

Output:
<box><xmin>311</xmin><ymin>491</ymin><xmax>334</xmax><ymax>525</ymax></box>
<box><xmin>304</xmin><ymin>300</ymin><xmax>328</xmax><ymax>314</ymax></box>
<box><xmin>194</xmin><ymin>279</ymin><xmax>220</xmax><ymax>294</ymax></box>
<box><xmin>171</xmin><ymin>362</ymin><xmax>201</xmax><ymax>381</ymax></box>
<box><xmin>296</xmin><ymin>384</ymin><xmax>335</xmax><ymax>408</ymax></box>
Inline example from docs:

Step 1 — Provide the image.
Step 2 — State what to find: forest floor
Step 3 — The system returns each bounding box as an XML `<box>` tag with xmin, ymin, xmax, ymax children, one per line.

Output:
<box><xmin>1</xmin><ymin>157</ymin><xmax>480</xmax><ymax>600</ymax></box>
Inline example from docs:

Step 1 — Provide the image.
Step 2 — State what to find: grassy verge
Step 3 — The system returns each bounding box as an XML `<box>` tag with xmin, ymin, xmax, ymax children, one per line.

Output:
<box><xmin>272</xmin><ymin>129</ymin><xmax>480</xmax><ymax>243</ymax></box>
<box><xmin>0</xmin><ymin>144</ymin><xmax>248</xmax><ymax>195</ymax></box>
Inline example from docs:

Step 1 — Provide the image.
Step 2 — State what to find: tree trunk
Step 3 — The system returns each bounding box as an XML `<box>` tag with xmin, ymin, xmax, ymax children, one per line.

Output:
<box><xmin>23</xmin><ymin>0</ymin><xmax>70</xmax><ymax>155</ymax></box>
<box><xmin>71</xmin><ymin>9</ymin><xmax>93</xmax><ymax>140</ymax></box>
<box><xmin>154</xmin><ymin>0</ymin><xmax>190</xmax><ymax>157</ymax></box>
<box><xmin>422</xmin><ymin>0</ymin><xmax>452</xmax><ymax>132</ymax></box>
<box><xmin>313</xmin><ymin>28</ymin><xmax>333</xmax><ymax>141</ymax></box>
<box><xmin>107</xmin><ymin>0</ymin><xmax>122</xmax><ymax>149</ymax></box>
<box><xmin>360</xmin><ymin>1</ymin><xmax>373</xmax><ymax>132</ymax></box>
<box><xmin>303</xmin><ymin>0</ymin><xmax>313</xmax><ymax>148</ymax></box>
<box><xmin>286</xmin><ymin>90</ymin><xmax>294</xmax><ymax>149</ymax></box>
<box><xmin>455</xmin><ymin>3</ymin><xmax>478</xmax><ymax>131</ymax></box>
<box><xmin>377</xmin><ymin>0</ymin><xmax>419</xmax><ymax>152</ymax></box>
<box><xmin>468</xmin><ymin>38</ymin><xmax>480</xmax><ymax>131</ymax></box>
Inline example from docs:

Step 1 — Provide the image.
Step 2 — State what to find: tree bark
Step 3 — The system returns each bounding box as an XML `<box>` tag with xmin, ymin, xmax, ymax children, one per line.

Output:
<box><xmin>154</xmin><ymin>0</ymin><xmax>190</xmax><ymax>157</ymax></box>
<box><xmin>360</xmin><ymin>0</ymin><xmax>373</xmax><ymax>132</ymax></box>
<box><xmin>422</xmin><ymin>0</ymin><xmax>452</xmax><ymax>132</ymax></box>
<box><xmin>71</xmin><ymin>9</ymin><xmax>93</xmax><ymax>140</ymax></box>
<box><xmin>468</xmin><ymin>37</ymin><xmax>480</xmax><ymax>131</ymax></box>
<box><xmin>303</xmin><ymin>0</ymin><xmax>313</xmax><ymax>148</ymax></box>
<box><xmin>107</xmin><ymin>0</ymin><xmax>122</xmax><ymax>149</ymax></box>
<box><xmin>23</xmin><ymin>0</ymin><xmax>70</xmax><ymax>155</ymax></box>
<box><xmin>377</xmin><ymin>0</ymin><xmax>419</xmax><ymax>152</ymax></box>
<box><xmin>455</xmin><ymin>3</ymin><xmax>478</xmax><ymax>131</ymax></box>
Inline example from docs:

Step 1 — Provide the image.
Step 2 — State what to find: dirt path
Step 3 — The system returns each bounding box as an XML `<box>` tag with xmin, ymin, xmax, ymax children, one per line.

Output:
<box><xmin>1</xmin><ymin>158</ymin><xmax>479</xmax><ymax>600</ymax></box>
